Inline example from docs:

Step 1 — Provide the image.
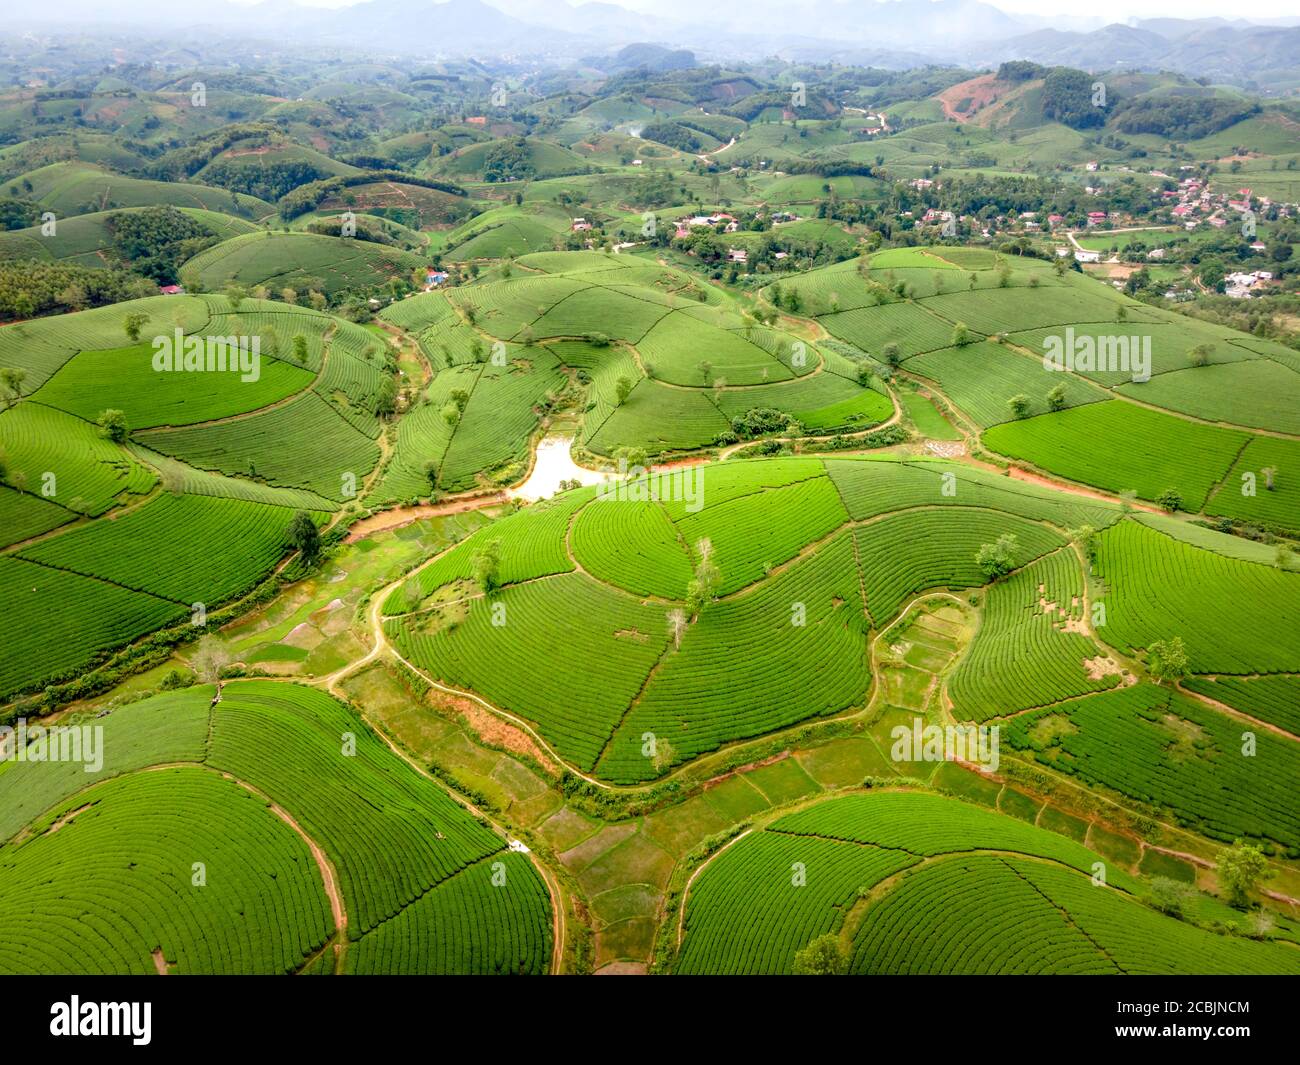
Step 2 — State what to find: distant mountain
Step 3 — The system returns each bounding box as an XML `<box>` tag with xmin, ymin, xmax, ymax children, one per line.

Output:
<box><xmin>589</xmin><ymin>43</ymin><xmax>697</xmax><ymax>74</ymax></box>
<box><xmin>977</xmin><ymin>24</ymin><xmax>1174</xmax><ymax>72</ymax></box>
<box><xmin>10</xmin><ymin>0</ymin><xmax>1300</xmax><ymax>88</ymax></box>
<box><xmin>972</xmin><ymin>21</ymin><xmax>1300</xmax><ymax>90</ymax></box>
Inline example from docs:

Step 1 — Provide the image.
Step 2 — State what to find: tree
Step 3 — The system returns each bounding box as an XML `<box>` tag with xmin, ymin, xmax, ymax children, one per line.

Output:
<box><xmin>666</xmin><ymin>608</ymin><xmax>687</xmax><ymax>650</ymax></box>
<box><xmin>449</xmin><ymin>388</ymin><xmax>471</xmax><ymax>412</ymax></box>
<box><xmin>291</xmin><ymin>334</ymin><xmax>308</xmax><ymax>364</ymax></box>
<box><xmin>123</xmin><ymin>312</ymin><xmax>149</xmax><ymax>343</ymax></box>
<box><xmin>1156</xmin><ymin>487</ymin><xmax>1183</xmax><ymax>513</ymax></box>
<box><xmin>1217</xmin><ymin>839</ymin><xmax>1270</xmax><ymax>908</ymax></box>
<box><xmin>190</xmin><ymin>635</ymin><xmax>233</xmax><ymax>686</ymax></box>
<box><xmin>1046</xmin><ymin>383</ymin><xmax>1067</xmax><ymax>412</ymax></box>
<box><xmin>225</xmin><ymin>284</ymin><xmax>247</xmax><ymax>312</ymax></box>
<box><xmin>1189</xmin><ymin>343</ymin><xmax>1214</xmax><ymax>367</ymax></box>
<box><xmin>686</xmin><ymin>538</ymin><xmax>721</xmax><ymax>614</ymax></box>
<box><xmin>441</xmin><ymin>402</ymin><xmax>461</xmax><ymax>429</ymax></box>
<box><xmin>615</xmin><ymin>376</ymin><xmax>634</xmax><ymax>406</ymax></box>
<box><xmin>1146</xmin><ymin>636</ymin><xmax>1189</xmax><ymax>684</ymax></box>
<box><xmin>473</xmin><ymin>539</ymin><xmax>502</xmax><ymax>592</ymax></box>
<box><xmin>1008</xmin><ymin>393</ymin><xmax>1031</xmax><ymax>419</ymax></box>
<box><xmin>615</xmin><ymin>445</ymin><xmax>649</xmax><ymax>471</ymax></box>
<box><xmin>1261</xmin><ymin>465</ymin><xmax>1277</xmax><ymax>491</ymax></box>
<box><xmin>287</xmin><ymin>511</ymin><xmax>321</xmax><ymax>564</ymax></box>
<box><xmin>0</xmin><ymin>366</ymin><xmax>26</xmax><ymax>409</ymax></box>
<box><xmin>1150</xmin><ymin>876</ymin><xmax>1194</xmax><ymax>918</ymax></box>
<box><xmin>698</xmin><ymin>360</ymin><xmax>713</xmax><ymax>385</ymax></box>
<box><xmin>855</xmin><ymin>362</ymin><xmax>873</xmax><ymax>387</ymax></box>
<box><xmin>975</xmin><ymin>533</ymin><xmax>1018</xmax><ymax>580</ymax></box>
<box><xmin>374</xmin><ymin>376</ymin><xmax>398</xmax><ymax>418</ymax></box>
<box><xmin>881</xmin><ymin>341</ymin><xmax>901</xmax><ymax>367</ymax></box>
<box><xmin>1069</xmin><ymin>524</ymin><xmax>1097</xmax><ymax>565</ymax></box>
<box><xmin>951</xmin><ymin>321</ymin><xmax>971</xmax><ymax>346</ymax></box>
<box><xmin>793</xmin><ymin>934</ymin><xmax>846</xmax><ymax>975</ymax></box>
<box><xmin>60</xmin><ymin>282</ymin><xmax>89</xmax><ymax>311</ymax></box>
<box><xmin>96</xmin><ymin>408</ymin><xmax>128</xmax><ymax>443</ymax></box>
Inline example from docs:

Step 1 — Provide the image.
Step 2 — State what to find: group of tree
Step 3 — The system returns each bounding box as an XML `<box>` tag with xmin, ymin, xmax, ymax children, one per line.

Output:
<box><xmin>106</xmin><ymin>206</ymin><xmax>218</xmax><ymax>285</ymax></box>
<box><xmin>0</xmin><ymin>260</ymin><xmax>155</xmax><ymax>321</ymax></box>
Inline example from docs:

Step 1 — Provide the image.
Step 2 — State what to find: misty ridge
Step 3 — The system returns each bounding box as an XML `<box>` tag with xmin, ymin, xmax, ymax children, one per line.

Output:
<box><xmin>6</xmin><ymin>0</ymin><xmax>1300</xmax><ymax>90</ymax></box>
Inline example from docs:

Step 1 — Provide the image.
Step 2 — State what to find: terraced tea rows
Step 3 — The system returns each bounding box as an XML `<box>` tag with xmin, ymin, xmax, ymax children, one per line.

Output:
<box><xmin>949</xmin><ymin>548</ymin><xmax>1115</xmax><ymax>721</ymax></box>
<box><xmin>0</xmin><ymin>768</ymin><xmax>333</xmax><ymax>975</ymax></box>
<box><xmin>675</xmin><ymin>792</ymin><xmax>1300</xmax><ymax>975</ymax></box>
<box><xmin>1005</xmin><ymin>684</ymin><xmax>1300</xmax><ymax>852</ymax></box>
<box><xmin>378</xmin><ymin>252</ymin><xmax>891</xmax><ymax>472</ymax></box>
<box><xmin>0</xmin><ymin>682</ymin><xmax>553</xmax><ymax>974</ymax></box>
<box><xmin>384</xmin><ymin>457</ymin><xmax>1139</xmax><ymax>782</ymax></box>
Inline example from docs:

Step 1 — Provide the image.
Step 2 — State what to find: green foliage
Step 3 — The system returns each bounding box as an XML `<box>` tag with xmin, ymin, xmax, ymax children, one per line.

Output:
<box><xmin>639</xmin><ymin>121</ymin><xmax>702</xmax><ymax>153</ymax></box>
<box><xmin>107</xmin><ymin>206</ymin><xmax>216</xmax><ymax>285</ymax></box>
<box><xmin>1040</xmin><ymin>66</ymin><xmax>1107</xmax><ymax>129</ymax></box>
<box><xmin>730</xmin><ymin>407</ymin><xmax>793</xmax><ymax>439</ymax></box>
<box><xmin>0</xmin><ymin>260</ymin><xmax>155</xmax><ymax>321</ymax></box>
<box><xmin>287</xmin><ymin>510</ymin><xmax>322</xmax><ymax>564</ymax></box>
<box><xmin>1157</xmin><ymin>488</ymin><xmax>1183</xmax><ymax>513</ymax></box>
<box><xmin>793</xmin><ymin>934</ymin><xmax>846</xmax><ymax>975</ymax></box>
<box><xmin>976</xmin><ymin>532</ymin><xmax>1019</xmax><ymax>579</ymax></box>
<box><xmin>473</xmin><ymin>538</ymin><xmax>502</xmax><ymax>592</ymax></box>
<box><xmin>1216</xmin><ymin>840</ymin><xmax>1271</xmax><ymax>908</ymax></box>
<box><xmin>1112</xmin><ymin>96</ymin><xmax>1259</xmax><ymax>140</ymax></box>
<box><xmin>96</xmin><ymin>407</ymin><xmax>127</xmax><ymax>443</ymax></box>
<box><xmin>481</xmin><ymin>138</ymin><xmax>536</xmax><ymax>183</ymax></box>
<box><xmin>1146</xmin><ymin>636</ymin><xmax>1190</xmax><ymax>684</ymax></box>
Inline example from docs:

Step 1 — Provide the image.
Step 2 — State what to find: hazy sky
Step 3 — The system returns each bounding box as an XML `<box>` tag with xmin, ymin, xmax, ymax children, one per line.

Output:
<box><xmin>229</xmin><ymin>0</ymin><xmax>1300</xmax><ymax>17</ymax></box>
